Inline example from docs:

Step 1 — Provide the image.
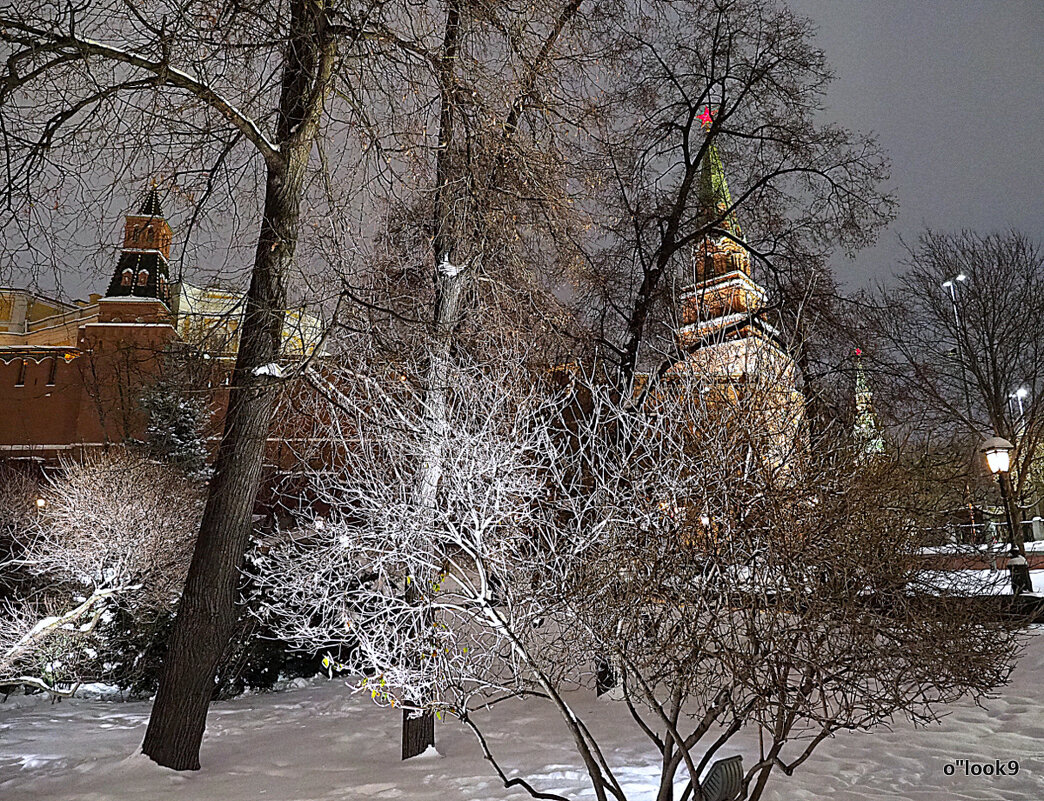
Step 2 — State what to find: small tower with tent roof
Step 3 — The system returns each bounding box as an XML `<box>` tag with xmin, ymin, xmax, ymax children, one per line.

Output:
<box><xmin>105</xmin><ymin>183</ymin><xmax>173</xmax><ymax>308</ymax></box>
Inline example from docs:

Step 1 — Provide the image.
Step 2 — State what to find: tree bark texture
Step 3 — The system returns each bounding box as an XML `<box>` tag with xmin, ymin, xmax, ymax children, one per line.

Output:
<box><xmin>142</xmin><ymin>162</ymin><xmax>306</xmax><ymax>772</ymax></box>
<box><xmin>401</xmin><ymin>706</ymin><xmax>437</xmax><ymax>761</ymax></box>
<box><xmin>401</xmin><ymin>0</ymin><xmax>464</xmax><ymax>760</ymax></box>
<box><xmin>143</xmin><ymin>1</ymin><xmax>335</xmax><ymax>770</ymax></box>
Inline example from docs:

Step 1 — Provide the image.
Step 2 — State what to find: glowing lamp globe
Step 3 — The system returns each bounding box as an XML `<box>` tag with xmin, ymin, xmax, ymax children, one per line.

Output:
<box><xmin>980</xmin><ymin>436</ymin><xmax>1014</xmax><ymax>475</ymax></box>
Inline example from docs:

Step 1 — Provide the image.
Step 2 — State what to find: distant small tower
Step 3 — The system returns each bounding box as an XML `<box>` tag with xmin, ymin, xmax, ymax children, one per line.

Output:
<box><xmin>853</xmin><ymin>348</ymin><xmax>886</xmax><ymax>458</ymax></box>
<box><xmin>106</xmin><ymin>184</ymin><xmax>173</xmax><ymax>307</ymax></box>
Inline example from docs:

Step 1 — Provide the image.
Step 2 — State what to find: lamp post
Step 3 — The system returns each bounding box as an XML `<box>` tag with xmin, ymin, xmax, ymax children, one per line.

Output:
<box><xmin>980</xmin><ymin>436</ymin><xmax>1031</xmax><ymax>595</ymax></box>
<box><xmin>1008</xmin><ymin>386</ymin><xmax>1029</xmax><ymax>435</ymax></box>
<box><xmin>1013</xmin><ymin>386</ymin><xmax>1029</xmax><ymax>418</ymax></box>
<box><xmin>942</xmin><ymin>274</ymin><xmax>973</xmax><ymax>420</ymax></box>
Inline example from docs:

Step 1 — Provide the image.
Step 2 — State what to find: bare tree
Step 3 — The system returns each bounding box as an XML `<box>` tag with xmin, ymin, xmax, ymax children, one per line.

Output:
<box><xmin>0</xmin><ymin>451</ymin><xmax>202</xmax><ymax>696</ymax></box>
<box><xmin>0</xmin><ymin>0</ymin><xmax>366</xmax><ymax>766</ymax></box>
<box><xmin>864</xmin><ymin>230</ymin><xmax>1044</xmax><ymax>537</ymax></box>
<box><xmin>334</xmin><ymin>0</ymin><xmax>588</xmax><ymax>756</ymax></box>
<box><xmin>573</xmin><ymin>0</ymin><xmax>894</xmax><ymax>392</ymax></box>
<box><xmin>256</xmin><ymin>355</ymin><xmax>1022</xmax><ymax>801</ymax></box>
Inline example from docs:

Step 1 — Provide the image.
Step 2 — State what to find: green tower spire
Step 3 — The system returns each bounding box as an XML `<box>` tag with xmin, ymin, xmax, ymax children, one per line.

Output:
<box><xmin>696</xmin><ymin>107</ymin><xmax>741</xmax><ymax>237</ymax></box>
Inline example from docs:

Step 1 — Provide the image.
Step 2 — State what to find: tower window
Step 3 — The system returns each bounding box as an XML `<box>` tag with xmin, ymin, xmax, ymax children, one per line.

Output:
<box><xmin>121</xmin><ymin>269</ymin><xmax>133</xmax><ymax>286</ymax></box>
<box><xmin>137</xmin><ymin>270</ymin><xmax>149</xmax><ymax>286</ymax></box>
<box><xmin>47</xmin><ymin>357</ymin><xmax>57</xmax><ymax>386</ymax></box>
<box><xmin>15</xmin><ymin>359</ymin><xmax>27</xmax><ymax>387</ymax></box>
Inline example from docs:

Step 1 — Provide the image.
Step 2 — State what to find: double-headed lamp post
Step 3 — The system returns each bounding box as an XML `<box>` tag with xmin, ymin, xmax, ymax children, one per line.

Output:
<box><xmin>1009</xmin><ymin>386</ymin><xmax>1030</xmax><ymax>435</ymax></box>
<box><xmin>942</xmin><ymin>274</ymin><xmax>973</xmax><ymax>419</ymax></box>
<box><xmin>980</xmin><ymin>436</ymin><xmax>1031</xmax><ymax>595</ymax></box>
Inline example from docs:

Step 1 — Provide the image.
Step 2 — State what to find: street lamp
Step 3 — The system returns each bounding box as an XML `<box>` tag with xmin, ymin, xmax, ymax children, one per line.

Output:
<box><xmin>981</xmin><ymin>436</ymin><xmax>1012</xmax><ymax>475</ymax></box>
<box><xmin>1009</xmin><ymin>386</ymin><xmax>1029</xmax><ymax>428</ymax></box>
<box><xmin>980</xmin><ymin>436</ymin><xmax>1031</xmax><ymax>595</ymax></box>
<box><xmin>942</xmin><ymin>274</ymin><xmax>972</xmax><ymax>419</ymax></box>
<box><xmin>941</xmin><ymin>273</ymin><xmax>967</xmax><ymax>291</ymax></box>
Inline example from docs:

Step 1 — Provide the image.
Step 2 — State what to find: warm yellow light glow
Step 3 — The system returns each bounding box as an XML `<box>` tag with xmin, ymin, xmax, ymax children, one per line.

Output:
<box><xmin>35</xmin><ymin>497</ymin><xmax>46</xmax><ymax>509</ymax></box>
<box><xmin>985</xmin><ymin>449</ymin><xmax>1010</xmax><ymax>474</ymax></box>
<box><xmin>980</xmin><ymin>436</ymin><xmax>1014</xmax><ymax>474</ymax></box>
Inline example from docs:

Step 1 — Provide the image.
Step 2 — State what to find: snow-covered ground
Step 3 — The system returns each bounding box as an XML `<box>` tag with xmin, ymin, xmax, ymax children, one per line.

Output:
<box><xmin>920</xmin><ymin>569</ymin><xmax>1044</xmax><ymax>595</ymax></box>
<box><xmin>919</xmin><ymin>540</ymin><xmax>1044</xmax><ymax>555</ymax></box>
<box><xmin>2</xmin><ymin>634</ymin><xmax>1043</xmax><ymax>801</ymax></box>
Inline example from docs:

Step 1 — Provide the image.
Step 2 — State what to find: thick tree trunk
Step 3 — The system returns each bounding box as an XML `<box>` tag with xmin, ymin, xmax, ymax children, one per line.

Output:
<box><xmin>141</xmin><ymin>159</ymin><xmax>306</xmax><ymax>771</ymax></box>
<box><xmin>143</xmin><ymin>0</ymin><xmax>334</xmax><ymax>769</ymax></box>
<box><xmin>401</xmin><ymin>706</ymin><xmax>437</xmax><ymax>760</ymax></box>
<box><xmin>400</xmin><ymin>262</ymin><xmax>466</xmax><ymax>761</ymax></box>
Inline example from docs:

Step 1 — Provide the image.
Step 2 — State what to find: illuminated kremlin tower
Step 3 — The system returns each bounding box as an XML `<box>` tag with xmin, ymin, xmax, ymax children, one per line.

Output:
<box><xmin>673</xmin><ymin>108</ymin><xmax>784</xmax><ymax>363</ymax></box>
<box><xmin>667</xmin><ymin>108</ymin><xmax>803</xmax><ymax>455</ymax></box>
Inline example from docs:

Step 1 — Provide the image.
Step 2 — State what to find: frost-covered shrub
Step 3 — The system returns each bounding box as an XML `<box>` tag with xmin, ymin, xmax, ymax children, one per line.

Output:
<box><xmin>2</xmin><ymin>451</ymin><xmax>316</xmax><ymax>698</ymax></box>
<box><xmin>0</xmin><ymin>451</ymin><xmax>202</xmax><ymax>696</ymax></box>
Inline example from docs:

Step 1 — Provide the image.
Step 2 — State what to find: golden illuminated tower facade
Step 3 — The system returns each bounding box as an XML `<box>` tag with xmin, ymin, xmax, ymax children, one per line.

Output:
<box><xmin>667</xmin><ymin>108</ymin><xmax>803</xmax><ymax>466</ymax></box>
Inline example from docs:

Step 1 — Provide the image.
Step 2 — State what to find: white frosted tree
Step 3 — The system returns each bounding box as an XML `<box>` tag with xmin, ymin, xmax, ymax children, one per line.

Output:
<box><xmin>254</xmin><ymin>358</ymin><xmax>549</xmax><ymax>713</ymax></box>
<box><xmin>256</xmin><ymin>357</ymin><xmax>1022</xmax><ymax>801</ymax></box>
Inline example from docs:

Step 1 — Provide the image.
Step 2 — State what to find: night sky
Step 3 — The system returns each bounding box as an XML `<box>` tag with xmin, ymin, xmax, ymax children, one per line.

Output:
<box><xmin>790</xmin><ymin>0</ymin><xmax>1044</xmax><ymax>288</ymax></box>
<box><xmin>9</xmin><ymin>1</ymin><xmax>1042</xmax><ymax>297</ymax></box>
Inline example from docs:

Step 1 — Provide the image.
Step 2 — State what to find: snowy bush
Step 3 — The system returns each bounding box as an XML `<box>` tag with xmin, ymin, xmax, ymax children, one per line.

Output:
<box><xmin>0</xmin><ymin>451</ymin><xmax>203</xmax><ymax>696</ymax></box>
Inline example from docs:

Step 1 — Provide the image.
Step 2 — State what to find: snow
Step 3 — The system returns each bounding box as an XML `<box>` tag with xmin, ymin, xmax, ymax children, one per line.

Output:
<box><xmin>438</xmin><ymin>256</ymin><xmax>464</xmax><ymax>278</ymax></box>
<box><xmin>413</xmin><ymin>745</ymin><xmax>443</xmax><ymax>760</ymax></box>
<box><xmin>2</xmin><ymin>634</ymin><xmax>1044</xmax><ymax>801</ymax></box>
<box><xmin>919</xmin><ymin>540</ymin><xmax>1044</xmax><ymax>555</ymax></box>
<box><xmin>253</xmin><ymin>363</ymin><xmax>288</xmax><ymax>378</ymax></box>
<box><xmin>921</xmin><ymin>569</ymin><xmax>1044</xmax><ymax>595</ymax></box>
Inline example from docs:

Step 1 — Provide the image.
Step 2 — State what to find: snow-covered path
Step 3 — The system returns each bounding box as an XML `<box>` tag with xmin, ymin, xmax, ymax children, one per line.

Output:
<box><xmin>2</xmin><ymin>634</ymin><xmax>1042</xmax><ymax>801</ymax></box>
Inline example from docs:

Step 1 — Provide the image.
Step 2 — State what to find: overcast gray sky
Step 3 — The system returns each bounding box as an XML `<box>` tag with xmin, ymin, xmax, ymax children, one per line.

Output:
<box><xmin>11</xmin><ymin>1</ymin><xmax>1041</xmax><ymax>297</ymax></box>
<box><xmin>790</xmin><ymin>0</ymin><xmax>1044</xmax><ymax>288</ymax></box>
